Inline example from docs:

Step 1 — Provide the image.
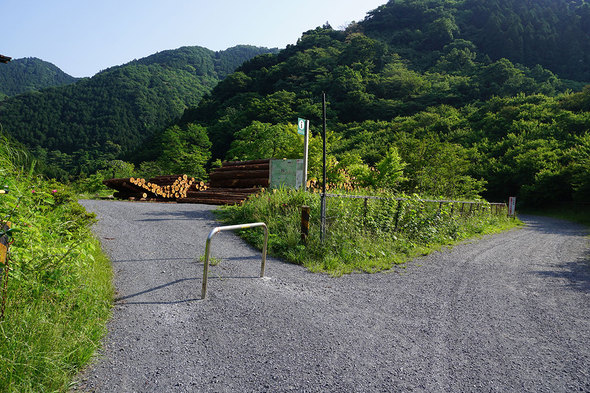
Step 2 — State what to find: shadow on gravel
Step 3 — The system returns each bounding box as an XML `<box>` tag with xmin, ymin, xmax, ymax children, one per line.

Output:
<box><xmin>222</xmin><ymin>255</ymin><xmax>265</xmax><ymax>262</ymax></box>
<box><xmin>115</xmin><ymin>278</ymin><xmax>199</xmax><ymax>303</ymax></box>
<box><xmin>111</xmin><ymin>257</ymin><xmax>197</xmax><ymax>264</ymax></box>
<box><xmin>534</xmin><ymin>251</ymin><xmax>590</xmax><ymax>293</ymax></box>
<box><xmin>135</xmin><ymin>209</ymin><xmax>216</xmax><ymax>222</ymax></box>
<box><xmin>114</xmin><ymin>274</ymin><xmax>262</xmax><ymax>305</ymax></box>
<box><xmin>521</xmin><ymin>215</ymin><xmax>589</xmax><ymax>237</ymax></box>
<box><xmin>118</xmin><ymin>298</ymin><xmax>202</xmax><ymax>305</ymax></box>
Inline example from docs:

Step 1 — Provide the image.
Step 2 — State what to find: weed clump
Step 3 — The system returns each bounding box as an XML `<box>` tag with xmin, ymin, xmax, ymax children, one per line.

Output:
<box><xmin>217</xmin><ymin>188</ymin><xmax>517</xmax><ymax>276</ymax></box>
<box><xmin>0</xmin><ymin>136</ymin><xmax>113</xmax><ymax>392</ymax></box>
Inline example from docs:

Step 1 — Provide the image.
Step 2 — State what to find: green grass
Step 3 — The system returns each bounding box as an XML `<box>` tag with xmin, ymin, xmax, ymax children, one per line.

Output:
<box><xmin>0</xmin><ymin>137</ymin><xmax>114</xmax><ymax>392</ymax></box>
<box><xmin>0</xmin><ymin>241</ymin><xmax>112</xmax><ymax>392</ymax></box>
<box><xmin>217</xmin><ymin>189</ymin><xmax>520</xmax><ymax>276</ymax></box>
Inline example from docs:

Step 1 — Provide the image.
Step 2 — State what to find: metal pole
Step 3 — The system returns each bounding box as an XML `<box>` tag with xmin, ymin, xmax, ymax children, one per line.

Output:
<box><xmin>303</xmin><ymin>120</ymin><xmax>309</xmax><ymax>191</ymax></box>
<box><xmin>321</xmin><ymin>92</ymin><xmax>327</xmax><ymax>241</ymax></box>
<box><xmin>201</xmin><ymin>222</ymin><xmax>268</xmax><ymax>299</ymax></box>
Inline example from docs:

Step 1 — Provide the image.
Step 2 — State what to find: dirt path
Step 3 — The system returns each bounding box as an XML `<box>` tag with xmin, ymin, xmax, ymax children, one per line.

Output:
<box><xmin>76</xmin><ymin>200</ymin><xmax>590</xmax><ymax>392</ymax></box>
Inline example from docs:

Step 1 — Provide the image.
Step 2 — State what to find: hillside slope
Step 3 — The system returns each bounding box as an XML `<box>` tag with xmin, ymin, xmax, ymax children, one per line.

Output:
<box><xmin>0</xmin><ymin>45</ymin><xmax>275</xmax><ymax>178</ymax></box>
<box><xmin>362</xmin><ymin>0</ymin><xmax>590</xmax><ymax>81</ymax></box>
<box><xmin>177</xmin><ymin>0</ymin><xmax>590</xmax><ymax>206</ymax></box>
<box><xmin>0</xmin><ymin>57</ymin><xmax>78</xmax><ymax>97</ymax></box>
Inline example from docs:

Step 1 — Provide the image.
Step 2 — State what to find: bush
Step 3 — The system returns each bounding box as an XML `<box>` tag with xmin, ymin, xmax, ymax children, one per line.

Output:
<box><xmin>217</xmin><ymin>188</ymin><xmax>516</xmax><ymax>276</ymax></box>
<box><xmin>0</xmin><ymin>137</ymin><xmax>113</xmax><ymax>392</ymax></box>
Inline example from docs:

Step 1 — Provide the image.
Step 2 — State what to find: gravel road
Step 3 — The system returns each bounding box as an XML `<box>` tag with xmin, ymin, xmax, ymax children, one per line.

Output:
<box><xmin>75</xmin><ymin>200</ymin><xmax>590</xmax><ymax>392</ymax></box>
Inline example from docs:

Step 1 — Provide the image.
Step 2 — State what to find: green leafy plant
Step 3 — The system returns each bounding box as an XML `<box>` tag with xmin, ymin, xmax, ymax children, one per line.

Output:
<box><xmin>0</xmin><ymin>136</ymin><xmax>113</xmax><ymax>392</ymax></box>
<box><xmin>217</xmin><ymin>188</ymin><xmax>517</xmax><ymax>276</ymax></box>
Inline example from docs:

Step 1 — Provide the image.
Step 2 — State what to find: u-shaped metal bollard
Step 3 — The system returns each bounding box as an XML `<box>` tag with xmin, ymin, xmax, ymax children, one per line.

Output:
<box><xmin>201</xmin><ymin>222</ymin><xmax>268</xmax><ymax>299</ymax></box>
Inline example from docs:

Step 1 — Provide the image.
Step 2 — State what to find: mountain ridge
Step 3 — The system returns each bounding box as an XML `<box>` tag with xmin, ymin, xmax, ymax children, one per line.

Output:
<box><xmin>0</xmin><ymin>57</ymin><xmax>79</xmax><ymax>98</ymax></box>
<box><xmin>0</xmin><ymin>44</ymin><xmax>276</xmax><ymax>179</ymax></box>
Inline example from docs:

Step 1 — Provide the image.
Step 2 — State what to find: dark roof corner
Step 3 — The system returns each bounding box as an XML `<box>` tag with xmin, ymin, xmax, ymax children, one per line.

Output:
<box><xmin>0</xmin><ymin>55</ymin><xmax>12</xmax><ymax>63</ymax></box>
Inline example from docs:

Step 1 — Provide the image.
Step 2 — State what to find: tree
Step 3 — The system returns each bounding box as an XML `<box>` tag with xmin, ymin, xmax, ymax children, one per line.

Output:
<box><xmin>226</xmin><ymin>121</ymin><xmax>302</xmax><ymax>161</ymax></box>
<box><xmin>154</xmin><ymin>123</ymin><xmax>212</xmax><ymax>179</ymax></box>
<box><xmin>374</xmin><ymin>146</ymin><xmax>407</xmax><ymax>190</ymax></box>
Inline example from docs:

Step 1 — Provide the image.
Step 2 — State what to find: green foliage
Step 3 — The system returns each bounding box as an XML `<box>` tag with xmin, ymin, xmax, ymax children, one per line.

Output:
<box><xmin>0</xmin><ymin>58</ymin><xmax>78</xmax><ymax>97</ymax></box>
<box><xmin>153</xmin><ymin>123</ymin><xmax>212</xmax><ymax>179</ymax></box>
<box><xmin>469</xmin><ymin>93</ymin><xmax>589</xmax><ymax>206</ymax></box>
<box><xmin>217</xmin><ymin>189</ymin><xmax>517</xmax><ymax>276</ymax></box>
<box><xmin>227</xmin><ymin>121</ymin><xmax>302</xmax><ymax>161</ymax></box>
<box><xmin>182</xmin><ymin>10</ymin><xmax>578</xmax><ymax>175</ymax></box>
<box><xmin>373</xmin><ymin>146</ymin><xmax>407</xmax><ymax>190</ymax></box>
<box><xmin>0</xmin><ymin>46</ymin><xmax>276</xmax><ymax>179</ymax></box>
<box><xmin>0</xmin><ymin>136</ymin><xmax>113</xmax><ymax>391</ymax></box>
<box><xmin>5</xmin><ymin>1</ymin><xmax>590</xmax><ymax>209</ymax></box>
<box><xmin>364</xmin><ymin>0</ymin><xmax>590</xmax><ymax>81</ymax></box>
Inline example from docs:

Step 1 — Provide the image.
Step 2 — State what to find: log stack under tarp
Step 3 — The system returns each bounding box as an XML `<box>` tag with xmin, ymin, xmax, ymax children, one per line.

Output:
<box><xmin>178</xmin><ymin>159</ymin><xmax>270</xmax><ymax>205</ymax></box>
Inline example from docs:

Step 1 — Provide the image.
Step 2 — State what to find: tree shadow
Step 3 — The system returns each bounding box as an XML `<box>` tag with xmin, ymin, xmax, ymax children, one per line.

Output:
<box><xmin>533</xmin><ymin>249</ymin><xmax>590</xmax><ymax>293</ymax></box>
<box><xmin>135</xmin><ymin>208</ymin><xmax>218</xmax><ymax>222</ymax></box>
<box><xmin>111</xmin><ymin>257</ymin><xmax>197</xmax><ymax>264</ymax></box>
<box><xmin>520</xmin><ymin>215</ymin><xmax>590</xmax><ymax>237</ymax></box>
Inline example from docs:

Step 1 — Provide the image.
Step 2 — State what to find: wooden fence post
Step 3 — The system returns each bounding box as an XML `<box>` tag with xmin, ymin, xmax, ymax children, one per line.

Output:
<box><xmin>301</xmin><ymin>206</ymin><xmax>310</xmax><ymax>243</ymax></box>
<box><xmin>0</xmin><ymin>221</ymin><xmax>10</xmax><ymax>320</ymax></box>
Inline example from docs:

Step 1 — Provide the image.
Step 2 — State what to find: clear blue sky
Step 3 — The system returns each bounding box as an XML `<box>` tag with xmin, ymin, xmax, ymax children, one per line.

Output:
<box><xmin>1</xmin><ymin>0</ymin><xmax>387</xmax><ymax>77</ymax></box>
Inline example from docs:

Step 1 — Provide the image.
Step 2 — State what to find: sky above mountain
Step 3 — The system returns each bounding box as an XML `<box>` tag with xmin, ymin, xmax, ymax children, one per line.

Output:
<box><xmin>1</xmin><ymin>0</ymin><xmax>385</xmax><ymax>78</ymax></box>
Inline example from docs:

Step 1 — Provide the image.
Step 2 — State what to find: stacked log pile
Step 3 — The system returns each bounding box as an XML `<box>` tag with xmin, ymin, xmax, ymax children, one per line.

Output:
<box><xmin>104</xmin><ymin>175</ymin><xmax>206</xmax><ymax>201</ymax></box>
<box><xmin>178</xmin><ymin>159</ymin><xmax>270</xmax><ymax>205</ymax></box>
<box><xmin>104</xmin><ymin>159</ymin><xmax>270</xmax><ymax>205</ymax></box>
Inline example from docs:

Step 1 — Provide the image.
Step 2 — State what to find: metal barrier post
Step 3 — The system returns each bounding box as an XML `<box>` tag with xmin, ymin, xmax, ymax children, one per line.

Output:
<box><xmin>201</xmin><ymin>222</ymin><xmax>268</xmax><ymax>299</ymax></box>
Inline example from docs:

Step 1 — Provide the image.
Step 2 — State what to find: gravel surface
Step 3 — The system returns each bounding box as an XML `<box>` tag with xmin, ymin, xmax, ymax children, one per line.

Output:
<box><xmin>75</xmin><ymin>200</ymin><xmax>590</xmax><ymax>393</ymax></box>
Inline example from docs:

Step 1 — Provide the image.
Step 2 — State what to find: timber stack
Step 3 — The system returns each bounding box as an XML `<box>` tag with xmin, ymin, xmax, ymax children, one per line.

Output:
<box><xmin>178</xmin><ymin>159</ymin><xmax>270</xmax><ymax>205</ymax></box>
<box><xmin>104</xmin><ymin>175</ymin><xmax>207</xmax><ymax>201</ymax></box>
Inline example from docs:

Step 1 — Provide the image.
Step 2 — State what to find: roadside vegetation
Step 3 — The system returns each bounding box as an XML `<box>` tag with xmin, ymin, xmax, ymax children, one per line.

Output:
<box><xmin>218</xmin><ymin>188</ymin><xmax>518</xmax><ymax>276</ymax></box>
<box><xmin>0</xmin><ymin>137</ymin><xmax>113</xmax><ymax>392</ymax></box>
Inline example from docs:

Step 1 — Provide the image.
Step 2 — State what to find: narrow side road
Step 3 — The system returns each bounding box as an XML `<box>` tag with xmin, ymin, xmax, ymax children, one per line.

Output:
<box><xmin>76</xmin><ymin>200</ymin><xmax>590</xmax><ymax>393</ymax></box>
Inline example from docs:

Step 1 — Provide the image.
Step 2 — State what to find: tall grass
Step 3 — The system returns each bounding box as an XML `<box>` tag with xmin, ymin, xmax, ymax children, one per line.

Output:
<box><xmin>0</xmin><ymin>136</ymin><xmax>113</xmax><ymax>392</ymax></box>
<box><xmin>217</xmin><ymin>189</ymin><xmax>518</xmax><ymax>276</ymax></box>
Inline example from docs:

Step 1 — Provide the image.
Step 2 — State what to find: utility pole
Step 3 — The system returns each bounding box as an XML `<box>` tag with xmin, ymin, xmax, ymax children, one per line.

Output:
<box><xmin>321</xmin><ymin>92</ymin><xmax>327</xmax><ymax>241</ymax></box>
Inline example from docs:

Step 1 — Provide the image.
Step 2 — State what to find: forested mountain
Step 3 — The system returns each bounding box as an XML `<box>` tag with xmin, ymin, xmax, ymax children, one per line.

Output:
<box><xmin>362</xmin><ymin>0</ymin><xmax>590</xmax><ymax>81</ymax></box>
<box><xmin>0</xmin><ymin>45</ymin><xmax>276</xmax><ymax>178</ymax></box>
<box><xmin>2</xmin><ymin>0</ymin><xmax>589</xmax><ymax>206</ymax></box>
<box><xmin>176</xmin><ymin>0</ymin><xmax>590</xmax><ymax>206</ymax></box>
<box><xmin>0</xmin><ymin>57</ymin><xmax>78</xmax><ymax>98</ymax></box>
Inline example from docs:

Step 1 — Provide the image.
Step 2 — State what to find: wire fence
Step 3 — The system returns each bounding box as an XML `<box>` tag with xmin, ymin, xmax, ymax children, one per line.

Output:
<box><xmin>320</xmin><ymin>193</ymin><xmax>508</xmax><ymax>242</ymax></box>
